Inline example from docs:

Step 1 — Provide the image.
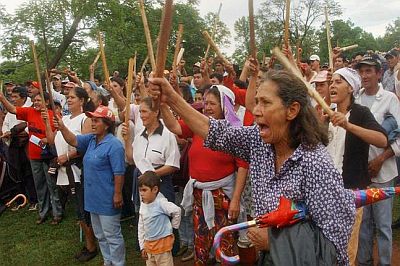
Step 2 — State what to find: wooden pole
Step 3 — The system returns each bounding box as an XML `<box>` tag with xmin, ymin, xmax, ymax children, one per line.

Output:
<box><xmin>92</xmin><ymin>51</ymin><xmax>101</xmax><ymax>66</ymax></box>
<box><xmin>204</xmin><ymin>2</ymin><xmax>222</xmax><ymax>60</ymax></box>
<box><xmin>202</xmin><ymin>31</ymin><xmax>230</xmax><ymax>65</ymax></box>
<box><xmin>272</xmin><ymin>47</ymin><xmax>334</xmax><ymax>116</ymax></box>
<box><xmin>44</xmin><ymin>70</ymin><xmax>56</xmax><ymax>113</ymax></box>
<box><xmin>138</xmin><ymin>0</ymin><xmax>156</xmax><ymax>71</ymax></box>
<box><xmin>248</xmin><ymin>0</ymin><xmax>257</xmax><ymax>59</ymax></box>
<box><xmin>340</xmin><ymin>44</ymin><xmax>358</xmax><ymax>52</ymax></box>
<box><xmin>124</xmin><ymin>57</ymin><xmax>135</xmax><ymax>141</ymax></box>
<box><xmin>30</xmin><ymin>41</ymin><xmax>46</xmax><ymax>106</ymax></box>
<box><xmin>98</xmin><ymin>32</ymin><xmax>110</xmax><ymax>86</ymax></box>
<box><xmin>324</xmin><ymin>7</ymin><xmax>333</xmax><ymax>70</ymax></box>
<box><xmin>154</xmin><ymin>0</ymin><xmax>174</xmax><ymax>78</ymax></box>
<box><xmin>172</xmin><ymin>23</ymin><xmax>184</xmax><ymax>77</ymax></box>
<box><xmin>284</xmin><ymin>0</ymin><xmax>291</xmax><ymax>49</ymax></box>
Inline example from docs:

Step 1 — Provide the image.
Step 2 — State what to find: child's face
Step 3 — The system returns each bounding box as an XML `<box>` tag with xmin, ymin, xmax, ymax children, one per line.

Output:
<box><xmin>139</xmin><ymin>185</ymin><xmax>158</xmax><ymax>204</ymax></box>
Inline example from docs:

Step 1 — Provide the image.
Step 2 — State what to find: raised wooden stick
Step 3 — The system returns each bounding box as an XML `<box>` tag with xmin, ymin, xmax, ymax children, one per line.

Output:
<box><xmin>30</xmin><ymin>41</ymin><xmax>46</xmax><ymax>106</ymax></box>
<box><xmin>340</xmin><ymin>44</ymin><xmax>358</xmax><ymax>52</ymax></box>
<box><xmin>154</xmin><ymin>0</ymin><xmax>174</xmax><ymax>78</ymax></box>
<box><xmin>92</xmin><ymin>51</ymin><xmax>101</xmax><ymax>66</ymax></box>
<box><xmin>124</xmin><ymin>57</ymin><xmax>135</xmax><ymax>141</ymax></box>
<box><xmin>172</xmin><ymin>23</ymin><xmax>184</xmax><ymax>77</ymax></box>
<box><xmin>176</xmin><ymin>48</ymin><xmax>185</xmax><ymax>67</ymax></box>
<box><xmin>324</xmin><ymin>7</ymin><xmax>333</xmax><ymax>70</ymax></box>
<box><xmin>138</xmin><ymin>0</ymin><xmax>156</xmax><ymax>71</ymax></box>
<box><xmin>98</xmin><ymin>32</ymin><xmax>110</xmax><ymax>86</ymax></box>
<box><xmin>202</xmin><ymin>31</ymin><xmax>230</xmax><ymax>65</ymax></box>
<box><xmin>284</xmin><ymin>0</ymin><xmax>291</xmax><ymax>49</ymax></box>
<box><xmin>248</xmin><ymin>0</ymin><xmax>257</xmax><ymax>58</ymax></box>
<box><xmin>44</xmin><ymin>70</ymin><xmax>56</xmax><ymax>113</ymax></box>
<box><xmin>272</xmin><ymin>47</ymin><xmax>334</xmax><ymax>116</ymax></box>
<box><xmin>204</xmin><ymin>2</ymin><xmax>222</xmax><ymax>60</ymax></box>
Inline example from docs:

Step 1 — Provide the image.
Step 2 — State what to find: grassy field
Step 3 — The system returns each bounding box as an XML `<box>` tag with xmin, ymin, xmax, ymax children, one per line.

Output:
<box><xmin>1</xmin><ymin>196</ymin><xmax>400</xmax><ymax>266</ymax></box>
<box><xmin>0</xmin><ymin>200</ymin><xmax>144</xmax><ymax>266</ymax></box>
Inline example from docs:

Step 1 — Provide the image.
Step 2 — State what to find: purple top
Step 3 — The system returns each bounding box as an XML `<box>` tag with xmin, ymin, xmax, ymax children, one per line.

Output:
<box><xmin>204</xmin><ymin>118</ymin><xmax>355</xmax><ymax>265</ymax></box>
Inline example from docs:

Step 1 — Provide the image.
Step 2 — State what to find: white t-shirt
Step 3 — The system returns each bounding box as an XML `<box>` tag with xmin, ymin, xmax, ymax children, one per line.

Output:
<box><xmin>327</xmin><ymin>112</ymin><xmax>350</xmax><ymax>174</ymax></box>
<box><xmin>54</xmin><ymin>113</ymin><xmax>86</xmax><ymax>185</ymax></box>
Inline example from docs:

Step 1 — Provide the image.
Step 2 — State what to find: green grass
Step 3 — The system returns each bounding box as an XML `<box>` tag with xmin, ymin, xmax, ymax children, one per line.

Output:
<box><xmin>0</xmin><ymin>201</ymin><xmax>145</xmax><ymax>266</ymax></box>
<box><xmin>1</xmin><ymin>197</ymin><xmax>400</xmax><ymax>265</ymax></box>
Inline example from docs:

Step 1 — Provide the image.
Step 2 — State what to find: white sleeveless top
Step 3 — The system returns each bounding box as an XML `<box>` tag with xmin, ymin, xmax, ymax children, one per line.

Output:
<box><xmin>54</xmin><ymin>113</ymin><xmax>86</xmax><ymax>185</ymax></box>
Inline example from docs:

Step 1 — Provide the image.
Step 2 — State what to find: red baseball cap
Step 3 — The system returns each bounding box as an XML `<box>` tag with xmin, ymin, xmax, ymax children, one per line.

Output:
<box><xmin>85</xmin><ymin>105</ymin><xmax>115</xmax><ymax>122</ymax></box>
<box><xmin>31</xmin><ymin>81</ymin><xmax>40</xmax><ymax>89</ymax></box>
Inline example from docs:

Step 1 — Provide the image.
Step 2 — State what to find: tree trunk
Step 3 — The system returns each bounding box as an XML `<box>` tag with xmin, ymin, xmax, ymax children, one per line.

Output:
<box><xmin>48</xmin><ymin>14</ymin><xmax>83</xmax><ymax>70</ymax></box>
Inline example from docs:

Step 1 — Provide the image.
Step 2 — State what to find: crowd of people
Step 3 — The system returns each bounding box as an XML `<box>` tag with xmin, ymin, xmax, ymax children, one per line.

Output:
<box><xmin>1</xmin><ymin>45</ymin><xmax>400</xmax><ymax>266</ymax></box>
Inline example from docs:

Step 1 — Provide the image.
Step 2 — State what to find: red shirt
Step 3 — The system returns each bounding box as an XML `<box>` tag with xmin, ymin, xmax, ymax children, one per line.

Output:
<box><xmin>16</xmin><ymin>107</ymin><xmax>54</xmax><ymax>160</ymax></box>
<box><xmin>178</xmin><ymin>120</ymin><xmax>248</xmax><ymax>182</ymax></box>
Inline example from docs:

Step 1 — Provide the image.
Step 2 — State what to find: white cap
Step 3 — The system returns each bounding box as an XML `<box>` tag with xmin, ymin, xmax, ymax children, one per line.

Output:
<box><xmin>309</xmin><ymin>54</ymin><xmax>320</xmax><ymax>61</ymax></box>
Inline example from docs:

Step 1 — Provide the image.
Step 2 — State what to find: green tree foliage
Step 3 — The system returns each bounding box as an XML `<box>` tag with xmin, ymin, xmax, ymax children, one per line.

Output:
<box><xmin>232</xmin><ymin>0</ymin><xmax>342</xmax><ymax>65</ymax></box>
<box><xmin>377</xmin><ymin>17</ymin><xmax>400</xmax><ymax>52</ymax></box>
<box><xmin>0</xmin><ymin>0</ymin><xmax>230</xmax><ymax>83</ymax></box>
<box><xmin>317</xmin><ymin>19</ymin><xmax>379</xmax><ymax>63</ymax></box>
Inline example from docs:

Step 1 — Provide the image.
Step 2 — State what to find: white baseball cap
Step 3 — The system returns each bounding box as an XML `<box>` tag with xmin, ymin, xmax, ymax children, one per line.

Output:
<box><xmin>309</xmin><ymin>54</ymin><xmax>320</xmax><ymax>61</ymax></box>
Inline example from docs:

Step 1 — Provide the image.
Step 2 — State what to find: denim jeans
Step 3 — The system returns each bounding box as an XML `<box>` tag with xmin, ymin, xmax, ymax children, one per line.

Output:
<box><xmin>357</xmin><ymin>179</ymin><xmax>394</xmax><ymax>266</ymax></box>
<box><xmin>91</xmin><ymin>213</ymin><xmax>126</xmax><ymax>266</ymax></box>
<box><xmin>30</xmin><ymin>159</ymin><xmax>62</xmax><ymax>218</ymax></box>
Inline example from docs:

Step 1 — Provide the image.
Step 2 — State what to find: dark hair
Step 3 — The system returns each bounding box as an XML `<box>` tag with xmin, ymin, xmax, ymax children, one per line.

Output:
<box><xmin>101</xmin><ymin>117</ymin><xmax>116</xmax><ymax>135</ymax></box>
<box><xmin>12</xmin><ymin>86</ymin><xmax>28</xmax><ymax>99</ymax></box>
<box><xmin>214</xmin><ymin>57</ymin><xmax>224</xmax><ymax>66</ymax></box>
<box><xmin>264</xmin><ymin>70</ymin><xmax>329</xmax><ymax>148</ymax></box>
<box><xmin>111</xmin><ymin>76</ymin><xmax>126</xmax><ymax>96</ymax></box>
<box><xmin>179</xmin><ymin>82</ymin><xmax>194</xmax><ymax>104</ymax></box>
<box><xmin>193</xmin><ymin>68</ymin><xmax>201</xmax><ymax>75</ymax></box>
<box><xmin>205</xmin><ymin>86</ymin><xmax>221</xmax><ymax>104</ymax></box>
<box><xmin>234</xmin><ymin>79</ymin><xmax>248</xmax><ymax>89</ymax></box>
<box><xmin>138</xmin><ymin>171</ymin><xmax>160</xmax><ymax>189</ymax></box>
<box><xmin>71</xmin><ymin>87</ymin><xmax>89</xmax><ymax>111</ymax></box>
<box><xmin>210</xmin><ymin>73</ymin><xmax>223</xmax><ymax>83</ymax></box>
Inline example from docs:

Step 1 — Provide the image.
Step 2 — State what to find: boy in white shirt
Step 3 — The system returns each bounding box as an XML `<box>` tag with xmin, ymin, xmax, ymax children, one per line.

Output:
<box><xmin>138</xmin><ymin>171</ymin><xmax>181</xmax><ymax>266</ymax></box>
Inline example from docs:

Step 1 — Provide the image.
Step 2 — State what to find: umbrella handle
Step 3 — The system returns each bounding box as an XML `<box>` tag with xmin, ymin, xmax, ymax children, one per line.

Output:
<box><xmin>213</xmin><ymin>220</ymin><xmax>257</xmax><ymax>265</ymax></box>
<box><xmin>6</xmin><ymin>194</ymin><xmax>27</xmax><ymax>209</ymax></box>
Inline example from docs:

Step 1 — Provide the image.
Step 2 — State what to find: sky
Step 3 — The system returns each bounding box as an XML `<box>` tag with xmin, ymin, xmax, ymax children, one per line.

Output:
<box><xmin>1</xmin><ymin>0</ymin><xmax>399</xmax><ymax>56</ymax></box>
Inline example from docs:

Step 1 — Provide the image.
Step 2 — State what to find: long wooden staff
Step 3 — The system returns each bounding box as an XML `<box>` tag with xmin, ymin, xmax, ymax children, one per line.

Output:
<box><xmin>98</xmin><ymin>32</ymin><xmax>110</xmax><ymax>86</ymax></box>
<box><xmin>44</xmin><ymin>70</ymin><xmax>56</xmax><ymax>113</ymax></box>
<box><xmin>272</xmin><ymin>47</ymin><xmax>334</xmax><ymax>116</ymax></box>
<box><xmin>124</xmin><ymin>57</ymin><xmax>135</xmax><ymax>141</ymax></box>
<box><xmin>31</xmin><ymin>41</ymin><xmax>52</xmax><ymax>127</ymax></box>
<box><xmin>324</xmin><ymin>7</ymin><xmax>333</xmax><ymax>70</ymax></box>
<box><xmin>284</xmin><ymin>0</ymin><xmax>291</xmax><ymax>49</ymax></box>
<box><xmin>92</xmin><ymin>51</ymin><xmax>101</xmax><ymax>66</ymax></box>
<box><xmin>340</xmin><ymin>44</ymin><xmax>358</xmax><ymax>52</ymax></box>
<box><xmin>248</xmin><ymin>0</ymin><xmax>257</xmax><ymax>59</ymax></box>
<box><xmin>30</xmin><ymin>41</ymin><xmax>46</xmax><ymax>107</ymax></box>
<box><xmin>202</xmin><ymin>31</ymin><xmax>230</xmax><ymax>65</ymax></box>
<box><xmin>172</xmin><ymin>23</ymin><xmax>184</xmax><ymax>77</ymax></box>
<box><xmin>152</xmin><ymin>0</ymin><xmax>174</xmax><ymax>108</ymax></box>
<box><xmin>138</xmin><ymin>0</ymin><xmax>156</xmax><ymax>71</ymax></box>
<box><xmin>154</xmin><ymin>0</ymin><xmax>174</xmax><ymax>78</ymax></box>
<box><xmin>204</xmin><ymin>2</ymin><xmax>222</xmax><ymax>60</ymax></box>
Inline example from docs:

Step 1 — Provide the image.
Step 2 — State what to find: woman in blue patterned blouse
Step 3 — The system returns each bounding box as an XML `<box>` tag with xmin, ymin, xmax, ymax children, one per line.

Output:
<box><xmin>148</xmin><ymin>70</ymin><xmax>355</xmax><ymax>266</ymax></box>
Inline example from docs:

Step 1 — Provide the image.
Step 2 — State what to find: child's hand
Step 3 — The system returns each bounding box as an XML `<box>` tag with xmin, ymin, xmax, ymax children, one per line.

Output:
<box><xmin>141</xmin><ymin>250</ymin><xmax>148</xmax><ymax>260</ymax></box>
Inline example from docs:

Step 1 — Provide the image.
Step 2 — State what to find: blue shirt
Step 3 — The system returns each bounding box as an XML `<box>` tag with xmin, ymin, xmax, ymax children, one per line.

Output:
<box><xmin>77</xmin><ymin>133</ymin><xmax>125</xmax><ymax>215</ymax></box>
<box><xmin>204</xmin><ymin>118</ymin><xmax>355</xmax><ymax>266</ymax></box>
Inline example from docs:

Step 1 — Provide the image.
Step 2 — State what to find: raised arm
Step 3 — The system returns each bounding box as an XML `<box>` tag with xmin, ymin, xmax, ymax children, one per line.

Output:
<box><xmin>160</xmin><ymin>104</ymin><xmax>182</xmax><ymax>136</ymax></box>
<box><xmin>245</xmin><ymin>58</ymin><xmax>259</xmax><ymax>113</ymax></box>
<box><xmin>149</xmin><ymin>77</ymin><xmax>210</xmax><ymax>139</ymax></box>
<box><xmin>0</xmin><ymin>93</ymin><xmax>16</xmax><ymax>114</ymax></box>
<box><xmin>41</xmin><ymin>110</ymin><xmax>57</xmax><ymax>145</ymax></box>
<box><xmin>330</xmin><ymin>111</ymin><xmax>387</xmax><ymax>148</ymax></box>
<box><xmin>55</xmin><ymin>115</ymin><xmax>78</xmax><ymax>147</ymax></box>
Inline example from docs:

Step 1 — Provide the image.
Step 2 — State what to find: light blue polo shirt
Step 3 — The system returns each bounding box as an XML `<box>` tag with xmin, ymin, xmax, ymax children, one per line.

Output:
<box><xmin>77</xmin><ymin>133</ymin><xmax>125</xmax><ymax>216</ymax></box>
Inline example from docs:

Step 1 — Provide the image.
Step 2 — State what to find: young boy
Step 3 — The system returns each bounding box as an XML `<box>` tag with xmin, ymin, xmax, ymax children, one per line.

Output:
<box><xmin>138</xmin><ymin>171</ymin><xmax>181</xmax><ymax>265</ymax></box>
